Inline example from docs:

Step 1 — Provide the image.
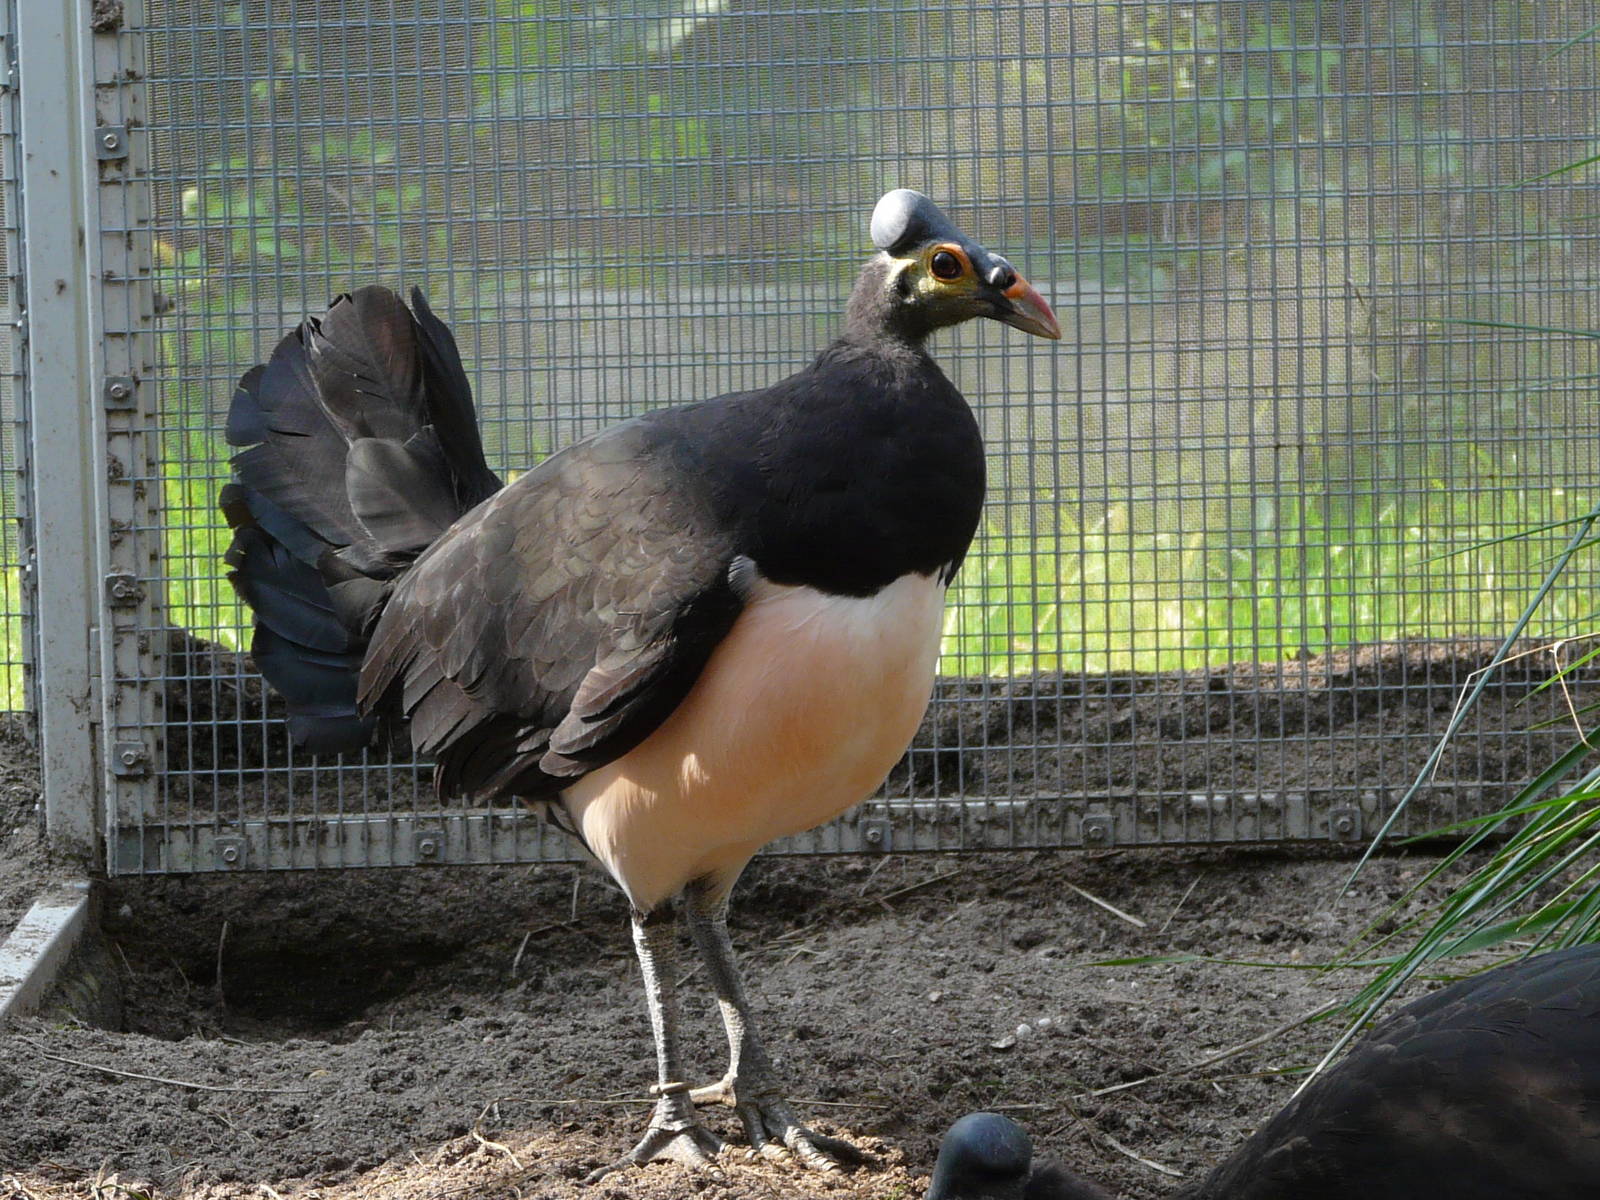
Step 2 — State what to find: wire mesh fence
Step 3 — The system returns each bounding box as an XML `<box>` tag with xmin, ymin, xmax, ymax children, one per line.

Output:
<box><xmin>93</xmin><ymin>0</ymin><xmax>1600</xmax><ymax>872</ymax></box>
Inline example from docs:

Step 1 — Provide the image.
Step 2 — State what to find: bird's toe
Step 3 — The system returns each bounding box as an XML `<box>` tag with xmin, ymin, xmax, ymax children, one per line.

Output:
<box><xmin>582</xmin><ymin>1096</ymin><xmax>728</xmax><ymax>1185</ymax></box>
<box><xmin>785</xmin><ymin>1124</ymin><xmax>867</xmax><ymax>1171</ymax></box>
<box><xmin>689</xmin><ymin>1076</ymin><xmax>736</xmax><ymax>1107</ymax></box>
<box><xmin>727</xmin><ymin>1093</ymin><xmax>867</xmax><ymax>1173</ymax></box>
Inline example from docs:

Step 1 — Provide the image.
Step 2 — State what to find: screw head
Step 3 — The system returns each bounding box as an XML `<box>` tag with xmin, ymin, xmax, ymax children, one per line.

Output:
<box><xmin>1085</xmin><ymin>824</ymin><xmax>1107</xmax><ymax>843</ymax></box>
<box><xmin>220</xmin><ymin>845</ymin><xmax>240</xmax><ymax>864</ymax></box>
<box><xmin>863</xmin><ymin>826</ymin><xmax>883</xmax><ymax>846</ymax></box>
<box><xmin>1334</xmin><ymin>815</ymin><xmax>1355</xmax><ymax>835</ymax></box>
<box><xmin>107</xmin><ymin>381</ymin><xmax>131</xmax><ymax>400</ymax></box>
<box><xmin>119</xmin><ymin>747</ymin><xmax>138</xmax><ymax>765</ymax></box>
<box><xmin>101</xmin><ymin>132</ymin><xmax>120</xmax><ymax>149</ymax></box>
<box><xmin>417</xmin><ymin>837</ymin><xmax>440</xmax><ymax>857</ymax></box>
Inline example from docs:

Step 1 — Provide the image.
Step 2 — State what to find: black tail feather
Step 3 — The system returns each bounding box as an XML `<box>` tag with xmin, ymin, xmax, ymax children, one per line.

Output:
<box><xmin>345</xmin><ymin>429</ymin><xmax>462</xmax><ymax>556</ymax></box>
<box><xmin>219</xmin><ymin>482</ymin><xmax>330</xmax><ymax>568</ymax></box>
<box><xmin>410</xmin><ymin>287</ymin><xmax>502</xmax><ymax>508</ymax></box>
<box><xmin>252</xmin><ymin>629</ymin><xmax>377</xmax><ymax>755</ymax></box>
<box><xmin>225</xmin><ymin>527</ymin><xmax>348</xmax><ymax>655</ymax></box>
<box><xmin>221</xmin><ymin>286</ymin><xmax>502</xmax><ymax>755</ymax></box>
<box><xmin>228</xmin><ymin>321</ymin><xmax>386</xmax><ymax>575</ymax></box>
<box><xmin>222</xmin><ymin>485</ymin><xmax>373</xmax><ymax>754</ymax></box>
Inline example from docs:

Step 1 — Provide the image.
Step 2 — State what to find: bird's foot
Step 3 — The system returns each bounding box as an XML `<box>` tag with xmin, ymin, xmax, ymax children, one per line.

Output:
<box><xmin>582</xmin><ymin>1088</ymin><xmax>726</xmax><ymax>1185</ymax></box>
<box><xmin>690</xmin><ymin>1077</ymin><xmax>864</xmax><ymax>1171</ymax></box>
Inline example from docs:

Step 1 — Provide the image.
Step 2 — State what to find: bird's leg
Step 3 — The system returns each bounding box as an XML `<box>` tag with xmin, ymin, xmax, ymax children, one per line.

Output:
<box><xmin>682</xmin><ymin>881</ymin><xmax>863</xmax><ymax>1171</ymax></box>
<box><xmin>582</xmin><ymin>905</ymin><xmax>725</xmax><ymax>1184</ymax></box>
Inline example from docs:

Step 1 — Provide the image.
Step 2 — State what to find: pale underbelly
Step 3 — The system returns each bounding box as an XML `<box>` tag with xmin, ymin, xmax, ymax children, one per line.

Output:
<box><xmin>562</xmin><ymin>570</ymin><xmax>948</xmax><ymax>911</ymax></box>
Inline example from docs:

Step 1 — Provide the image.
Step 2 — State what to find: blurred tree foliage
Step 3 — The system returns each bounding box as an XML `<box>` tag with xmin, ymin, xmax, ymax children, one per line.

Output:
<box><xmin>132</xmin><ymin>0</ymin><xmax>1600</xmax><ymax>673</ymax></box>
<box><xmin>144</xmin><ymin>0</ymin><xmax>1600</xmax><ymax>494</ymax></box>
<box><xmin>150</xmin><ymin>0</ymin><xmax>1599</xmax><ymax>299</ymax></box>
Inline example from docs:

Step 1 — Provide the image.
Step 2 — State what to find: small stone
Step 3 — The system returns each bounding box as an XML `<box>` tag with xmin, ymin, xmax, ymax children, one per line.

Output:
<box><xmin>1035</xmin><ymin>1016</ymin><xmax>1054</xmax><ymax>1031</ymax></box>
<box><xmin>928</xmin><ymin>991</ymin><xmax>943</xmax><ymax>1003</ymax></box>
<box><xmin>990</xmin><ymin>1034</ymin><xmax>1017</xmax><ymax>1051</ymax></box>
<box><xmin>1015</xmin><ymin>1022</ymin><xmax>1034</xmax><ymax>1040</ymax></box>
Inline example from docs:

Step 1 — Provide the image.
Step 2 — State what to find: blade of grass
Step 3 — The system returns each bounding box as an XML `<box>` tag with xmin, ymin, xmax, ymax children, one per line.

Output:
<box><xmin>1341</xmin><ymin>506</ymin><xmax>1600</xmax><ymax>895</ymax></box>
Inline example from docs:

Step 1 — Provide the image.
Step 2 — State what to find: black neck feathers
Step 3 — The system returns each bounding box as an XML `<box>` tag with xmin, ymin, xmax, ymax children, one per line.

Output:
<box><xmin>664</xmin><ymin>334</ymin><xmax>986</xmax><ymax>598</ymax></box>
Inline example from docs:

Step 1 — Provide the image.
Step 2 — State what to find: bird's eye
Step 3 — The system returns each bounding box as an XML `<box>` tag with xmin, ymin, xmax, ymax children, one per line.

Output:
<box><xmin>930</xmin><ymin>249</ymin><xmax>963</xmax><ymax>280</ymax></box>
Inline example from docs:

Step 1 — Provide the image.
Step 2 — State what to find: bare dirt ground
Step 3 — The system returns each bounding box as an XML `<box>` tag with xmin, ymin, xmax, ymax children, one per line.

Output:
<box><xmin>4</xmin><ymin>837</ymin><xmax>1467</xmax><ymax>1200</ymax></box>
<box><xmin>0</xmin><ymin>640</ymin><xmax>1576</xmax><ymax>1200</ymax></box>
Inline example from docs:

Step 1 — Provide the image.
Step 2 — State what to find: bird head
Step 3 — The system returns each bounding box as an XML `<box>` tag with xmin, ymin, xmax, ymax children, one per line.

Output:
<box><xmin>927</xmin><ymin>1113</ymin><xmax>1118</xmax><ymax>1200</ymax></box>
<box><xmin>927</xmin><ymin>1112</ymin><xmax>1034</xmax><ymax>1200</ymax></box>
<box><xmin>849</xmin><ymin>189</ymin><xmax>1061</xmax><ymax>346</ymax></box>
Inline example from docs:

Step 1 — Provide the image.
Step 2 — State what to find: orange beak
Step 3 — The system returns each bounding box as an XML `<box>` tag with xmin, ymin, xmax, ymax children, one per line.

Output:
<box><xmin>996</xmin><ymin>273</ymin><xmax>1062</xmax><ymax>340</ymax></box>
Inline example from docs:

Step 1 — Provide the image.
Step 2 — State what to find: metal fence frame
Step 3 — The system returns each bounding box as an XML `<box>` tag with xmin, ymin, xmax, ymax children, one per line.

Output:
<box><xmin>13</xmin><ymin>0</ymin><xmax>160</xmax><ymax>866</ymax></box>
<box><xmin>10</xmin><ymin>2</ymin><xmax>1600</xmax><ymax>876</ymax></box>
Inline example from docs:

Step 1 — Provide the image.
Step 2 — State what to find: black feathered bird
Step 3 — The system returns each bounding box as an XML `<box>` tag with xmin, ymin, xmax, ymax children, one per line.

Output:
<box><xmin>926</xmin><ymin>1113</ymin><xmax>1111</xmax><ymax>1200</ymax></box>
<box><xmin>220</xmin><ymin>189</ymin><xmax>1060</xmax><ymax>1179</ymax></box>
<box><xmin>928</xmin><ymin>945</ymin><xmax>1600</xmax><ymax>1199</ymax></box>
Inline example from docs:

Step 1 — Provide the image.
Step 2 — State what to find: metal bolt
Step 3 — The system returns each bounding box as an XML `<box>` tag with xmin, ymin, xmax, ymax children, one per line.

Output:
<box><xmin>101</xmin><ymin>131</ymin><xmax>120</xmax><ymax>150</ymax></box>
<box><xmin>110</xmin><ymin>740</ymin><xmax>148</xmax><ymax>776</ymax></box>
<box><xmin>863</xmin><ymin>826</ymin><xmax>883</xmax><ymax>846</ymax></box>
<box><xmin>1085</xmin><ymin>824</ymin><xmax>1106</xmax><ymax>844</ymax></box>
<box><xmin>417</xmin><ymin>836</ymin><xmax>440</xmax><ymax>858</ymax></box>
<box><xmin>220</xmin><ymin>845</ymin><xmax>240</xmax><ymax>864</ymax></box>
<box><xmin>107</xmin><ymin>380</ymin><xmax>131</xmax><ymax>401</ymax></box>
<box><xmin>1333</xmin><ymin>814</ymin><xmax>1355</xmax><ymax>836</ymax></box>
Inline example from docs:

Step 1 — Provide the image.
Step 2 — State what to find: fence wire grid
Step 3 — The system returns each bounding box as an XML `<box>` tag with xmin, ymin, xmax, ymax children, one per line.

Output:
<box><xmin>91</xmin><ymin>0</ymin><xmax>1600</xmax><ymax>872</ymax></box>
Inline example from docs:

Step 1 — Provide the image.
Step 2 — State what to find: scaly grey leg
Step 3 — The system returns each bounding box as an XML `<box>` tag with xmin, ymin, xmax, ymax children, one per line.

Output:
<box><xmin>582</xmin><ymin>905</ymin><xmax>725</xmax><ymax>1184</ymax></box>
<box><xmin>683</xmin><ymin>879</ymin><xmax>862</xmax><ymax>1171</ymax></box>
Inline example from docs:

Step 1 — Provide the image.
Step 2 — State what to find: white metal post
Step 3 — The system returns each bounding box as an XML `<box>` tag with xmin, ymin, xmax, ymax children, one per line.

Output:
<box><xmin>12</xmin><ymin>0</ymin><xmax>102</xmax><ymax>862</ymax></box>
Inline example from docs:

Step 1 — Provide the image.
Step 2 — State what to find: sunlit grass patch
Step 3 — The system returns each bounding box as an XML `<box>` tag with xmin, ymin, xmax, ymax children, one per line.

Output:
<box><xmin>942</xmin><ymin>485</ymin><xmax>1599</xmax><ymax>676</ymax></box>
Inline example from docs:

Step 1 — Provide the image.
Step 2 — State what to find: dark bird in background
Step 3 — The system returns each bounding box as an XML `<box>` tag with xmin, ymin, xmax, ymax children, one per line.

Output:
<box><xmin>220</xmin><ymin>189</ymin><xmax>1060</xmax><ymax>1179</ymax></box>
<box><xmin>927</xmin><ymin>1113</ymin><xmax>1111</xmax><ymax>1200</ymax></box>
<box><xmin>929</xmin><ymin>945</ymin><xmax>1600</xmax><ymax>1199</ymax></box>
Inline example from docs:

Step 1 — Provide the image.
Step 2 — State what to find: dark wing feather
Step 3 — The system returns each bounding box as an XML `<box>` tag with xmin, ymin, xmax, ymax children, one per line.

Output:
<box><xmin>1188</xmin><ymin>945</ymin><xmax>1600</xmax><ymax>1200</ymax></box>
<box><xmin>359</xmin><ymin>412</ymin><xmax>742</xmax><ymax>800</ymax></box>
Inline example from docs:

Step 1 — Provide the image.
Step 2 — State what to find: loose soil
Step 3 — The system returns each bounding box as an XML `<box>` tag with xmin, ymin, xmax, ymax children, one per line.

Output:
<box><xmin>0</xmin><ymin>642</ymin><xmax>1583</xmax><ymax>1199</ymax></box>
<box><xmin>2</xmin><ymin>839</ymin><xmax>1479</xmax><ymax>1199</ymax></box>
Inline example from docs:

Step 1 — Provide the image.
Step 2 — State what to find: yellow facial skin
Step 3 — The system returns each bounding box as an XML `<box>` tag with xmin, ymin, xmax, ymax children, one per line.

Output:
<box><xmin>890</xmin><ymin>242</ymin><xmax>984</xmax><ymax>327</ymax></box>
<box><xmin>886</xmin><ymin>237</ymin><xmax>1061</xmax><ymax>340</ymax></box>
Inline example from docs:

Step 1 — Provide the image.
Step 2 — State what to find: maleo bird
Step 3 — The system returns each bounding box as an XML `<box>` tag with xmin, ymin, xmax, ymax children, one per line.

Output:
<box><xmin>219</xmin><ymin>190</ymin><xmax>1060</xmax><ymax>1180</ymax></box>
<box><xmin>926</xmin><ymin>944</ymin><xmax>1600</xmax><ymax>1200</ymax></box>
